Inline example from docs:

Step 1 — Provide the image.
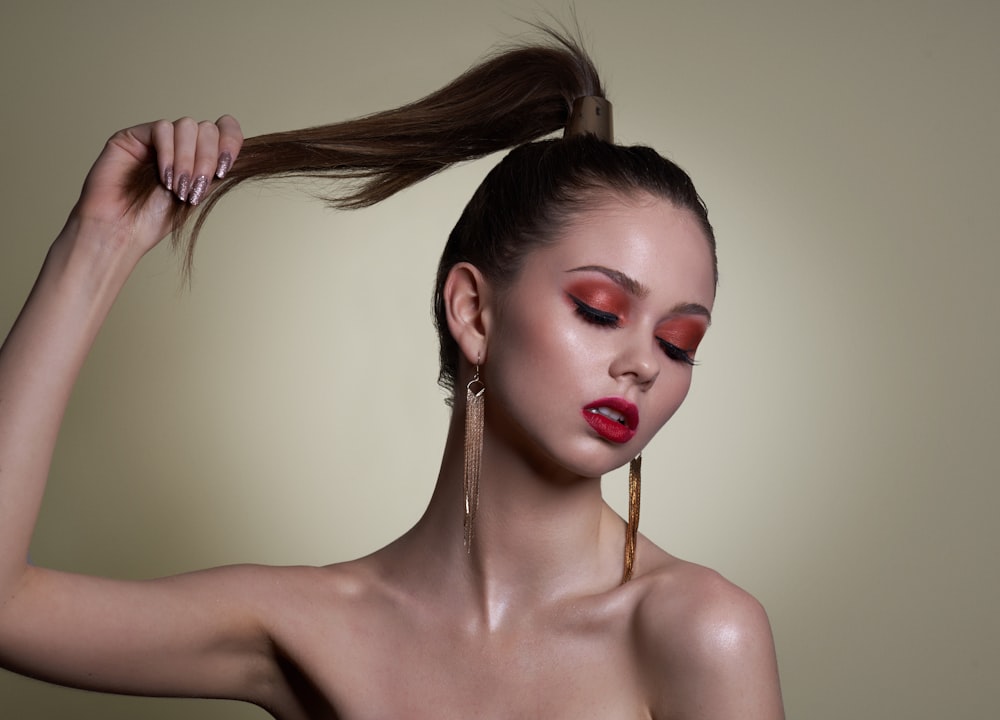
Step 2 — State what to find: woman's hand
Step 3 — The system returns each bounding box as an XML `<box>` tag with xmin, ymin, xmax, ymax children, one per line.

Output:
<box><xmin>72</xmin><ymin>115</ymin><xmax>243</xmax><ymax>259</ymax></box>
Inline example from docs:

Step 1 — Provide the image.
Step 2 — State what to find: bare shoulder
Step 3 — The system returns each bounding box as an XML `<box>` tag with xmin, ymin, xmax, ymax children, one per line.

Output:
<box><xmin>633</xmin><ymin>557</ymin><xmax>771</xmax><ymax>661</ymax></box>
<box><xmin>631</xmin><ymin>551</ymin><xmax>784</xmax><ymax>719</ymax></box>
<box><xmin>247</xmin><ymin>559</ymin><xmax>384</xmax><ymax>617</ymax></box>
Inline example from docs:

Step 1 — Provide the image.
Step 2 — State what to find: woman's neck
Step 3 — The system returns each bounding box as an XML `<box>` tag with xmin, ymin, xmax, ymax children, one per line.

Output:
<box><xmin>378</xmin><ymin>412</ymin><xmax>627</xmax><ymax>630</ymax></box>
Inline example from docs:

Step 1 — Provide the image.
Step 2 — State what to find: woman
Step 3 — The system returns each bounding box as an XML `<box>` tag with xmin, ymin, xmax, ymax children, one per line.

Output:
<box><xmin>0</xmin><ymin>31</ymin><xmax>783</xmax><ymax>718</ymax></box>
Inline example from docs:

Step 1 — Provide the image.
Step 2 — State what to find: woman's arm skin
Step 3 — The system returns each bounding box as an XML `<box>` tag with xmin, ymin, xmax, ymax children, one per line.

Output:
<box><xmin>0</xmin><ymin>118</ymin><xmax>288</xmax><ymax>704</ymax></box>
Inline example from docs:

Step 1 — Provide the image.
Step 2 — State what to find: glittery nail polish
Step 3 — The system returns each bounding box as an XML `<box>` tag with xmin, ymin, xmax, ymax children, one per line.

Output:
<box><xmin>164</xmin><ymin>166</ymin><xmax>174</xmax><ymax>191</ymax></box>
<box><xmin>177</xmin><ymin>174</ymin><xmax>191</xmax><ymax>202</ymax></box>
<box><xmin>216</xmin><ymin>152</ymin><xmax>232</xmax><ymax>179</ymax></box>
<box><xmin>189</xmin><ymin>176</ymin><xmax>209</xmax><ymax>206</ymax></box>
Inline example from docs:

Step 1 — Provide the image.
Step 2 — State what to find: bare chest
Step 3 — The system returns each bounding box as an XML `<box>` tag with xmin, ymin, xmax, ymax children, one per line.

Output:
<box><xmin>268</xmin><ymin>605</ymin><xmax>650</xmax><ymax>720</ymax></box>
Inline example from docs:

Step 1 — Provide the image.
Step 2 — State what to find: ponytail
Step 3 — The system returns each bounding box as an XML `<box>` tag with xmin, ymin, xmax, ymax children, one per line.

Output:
<box><xmin>129</xmin><ymin>27</ymin><xmax>605</xmax><ymax>270</ymax></box>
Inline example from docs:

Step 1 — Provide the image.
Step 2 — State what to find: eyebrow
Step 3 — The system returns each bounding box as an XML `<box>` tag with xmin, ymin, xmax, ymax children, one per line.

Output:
<box><xmin>567</xmin><ymin>265</ymin><xmax>649</xmax><ymax>297</ymax></box>
<box><xmin>566</xmin><ymin>265</ymin><xmax>712</xmax><ymax>324</ymax></box>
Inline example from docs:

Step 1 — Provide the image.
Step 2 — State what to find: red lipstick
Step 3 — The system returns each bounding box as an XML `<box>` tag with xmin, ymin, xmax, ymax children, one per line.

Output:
<box><xmin>582</xmin><ymin>397</ymin><xmax>639</xmax><ymax>444</ymax></box>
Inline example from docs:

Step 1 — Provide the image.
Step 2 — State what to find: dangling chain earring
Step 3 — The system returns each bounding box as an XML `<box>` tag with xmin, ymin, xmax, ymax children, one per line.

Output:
<box><xmin>463</xmin><ymin>360</ymin><xmax>486</xmax><ymax>551</ymax></box>
<box><xmin>621</xmin><ymin>454</ymin><xmax>642</xmax><ymax>584</ymax></box>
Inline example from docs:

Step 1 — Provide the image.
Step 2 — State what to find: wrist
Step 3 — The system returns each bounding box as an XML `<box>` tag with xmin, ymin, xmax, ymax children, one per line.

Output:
<box><xmin>49</xmin><ymin>212</ymin><xmax>146</xmax><ymax>290</ymax></box>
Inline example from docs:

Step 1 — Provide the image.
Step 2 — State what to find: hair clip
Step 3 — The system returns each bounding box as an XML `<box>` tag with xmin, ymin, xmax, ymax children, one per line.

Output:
<box><xmin>564</xmin><ymin>96</ymin><xmax>613</xmax><ymax>142</ymax></box>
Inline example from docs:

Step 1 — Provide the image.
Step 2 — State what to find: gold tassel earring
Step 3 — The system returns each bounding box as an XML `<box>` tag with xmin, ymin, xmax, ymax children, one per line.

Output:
<box><xmin>621</xmin><ymin>454</ymin><xmax>642</xmax><ymax>584</ymax></box>
<box><xmin>463</xmin><ymin>362</ymin><xmax>486</xmax><ymax>551</ymax></box>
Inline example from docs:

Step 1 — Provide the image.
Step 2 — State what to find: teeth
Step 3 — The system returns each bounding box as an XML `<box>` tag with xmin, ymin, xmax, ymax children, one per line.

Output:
<box><xmin>590</xmin><ymin>407</ymin><xmax>627</xmax><ymax>425</ymax></box>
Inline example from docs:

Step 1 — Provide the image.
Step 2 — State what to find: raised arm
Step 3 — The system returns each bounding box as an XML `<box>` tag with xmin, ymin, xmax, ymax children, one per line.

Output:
<box><xmin>0</xmin><ymin>118</ymin><xmax>288</xmax><ymax>704</ymax></box>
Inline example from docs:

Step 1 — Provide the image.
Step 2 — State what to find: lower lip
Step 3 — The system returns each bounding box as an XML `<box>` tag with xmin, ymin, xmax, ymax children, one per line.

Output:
<box><xmin>582</xmin><ymin>410</ymin><xmax>636</xmax><ymax>444</ymax></box>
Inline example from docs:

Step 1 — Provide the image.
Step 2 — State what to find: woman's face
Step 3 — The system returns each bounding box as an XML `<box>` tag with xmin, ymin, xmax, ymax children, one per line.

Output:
<box><xmin>482</xmin><ymin>193</ymin><xmax>716</xmax><ymax>479</ymax></box>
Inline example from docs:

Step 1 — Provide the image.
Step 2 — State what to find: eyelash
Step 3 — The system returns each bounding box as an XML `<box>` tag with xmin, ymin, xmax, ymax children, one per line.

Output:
<box><xmin>570</xmin><ymin>295</ymin><xmax>620</xmax><ymax>327</ymax></box>
<box><xmin>569</xmin><ymin>296</ymin><xmax>697</xmax><ymax>366</ymax></box>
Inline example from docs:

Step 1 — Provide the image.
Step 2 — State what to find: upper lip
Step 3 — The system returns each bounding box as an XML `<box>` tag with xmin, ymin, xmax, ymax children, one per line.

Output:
<box><xmin>583</xmin><ymin>397</ymin><xmax>640</xmax><ymax>431</ymax></box>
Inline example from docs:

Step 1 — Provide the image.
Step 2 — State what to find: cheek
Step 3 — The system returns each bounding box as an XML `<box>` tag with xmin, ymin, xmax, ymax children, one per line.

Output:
<box><xmin>502</xmin><ymin>321</ymin><xmax>589</xmax><ymax>397</ymax></box>
<box><xmin>642</xmin><ymin>367</ymin><xmax>696</xmax><ymax>439</ymax></box>
<box><xmin>495</xmin><ymin>295</ymin><xmax>593</xmax><ymax>371</ymax></box>
<box><xmin>487</xmin><ymin>299</ymin><xmax>605</xmax><ymax>421</ymax></box>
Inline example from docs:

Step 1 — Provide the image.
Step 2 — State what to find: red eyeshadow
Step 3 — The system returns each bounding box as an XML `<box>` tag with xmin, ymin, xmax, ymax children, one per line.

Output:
<box><xmin>565</xmin><ymin>278</ymin><xmax>630</xmax><ymax>318</ymax></box>
<box><xmin>655</xmin><ymin>316</ymin><xmax>708</xmax><ymax>352</ymax></box>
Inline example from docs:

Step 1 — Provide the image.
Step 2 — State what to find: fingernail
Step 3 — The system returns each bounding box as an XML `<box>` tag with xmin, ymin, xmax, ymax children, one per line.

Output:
<box><xmin>164</xmin><ymin>166</ymin><xmax>174</xmax><ymax>191</ymax></box>
<box><xmin>189</xmin><ymin>175</ymin><xmax>209</xmax><ymax>206</ymax></box>
<box><xmin>177</xmin><ymin>173</ymin><xmax>191</xmax><ymax>202</ymax></box>
<box><xmin>216</xmin><ymin>152</ymin><xmax>232</xmax><ymax>179</ymax></box>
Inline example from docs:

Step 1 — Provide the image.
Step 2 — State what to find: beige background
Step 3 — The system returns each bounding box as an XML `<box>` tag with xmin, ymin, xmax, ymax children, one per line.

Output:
<box><xmin>1</xmin><ymin>1</ymin><xmax>997</xmax><ymax>718</ymax></box>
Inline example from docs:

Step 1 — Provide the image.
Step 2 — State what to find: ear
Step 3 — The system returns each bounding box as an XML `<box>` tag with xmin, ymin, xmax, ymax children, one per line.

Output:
<box><xmin>442</xmin><ymin>262</ymin><xmax>492</xmax><ymax>366</ymax></box>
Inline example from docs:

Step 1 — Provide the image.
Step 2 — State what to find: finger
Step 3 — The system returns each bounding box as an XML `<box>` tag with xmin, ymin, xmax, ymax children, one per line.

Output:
<box><xmin>147</xmin><ymin>120</ymin><xmax>176</xmax><ymax>191</ymax></box>
<box><xmin>171</xmin><ymin>117</ymin><xmax>199</xmax><ymax>202</ymax></box>
<box><xmin>188</xmin><ymin>121</ymin><xmax>220</xmax><ymax>206</ymax></box>
<box><xmin>214</xmin><ymin>114</ymin><xmax>244</xmax><ymax>179</ymax></box>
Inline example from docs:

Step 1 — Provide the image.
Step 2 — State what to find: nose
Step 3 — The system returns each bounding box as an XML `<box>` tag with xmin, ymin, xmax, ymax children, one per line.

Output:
<box><xmin>609</xmin><ymin>333</ymin><xmax>660</xmax><ymax>389</ymax></box>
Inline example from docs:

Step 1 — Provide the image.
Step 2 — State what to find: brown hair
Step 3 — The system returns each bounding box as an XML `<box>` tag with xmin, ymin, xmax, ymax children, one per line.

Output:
<box><xmin>131</xmin><ymin>27</ymin><xmax>715</xmax><ymax>398</ymax></box>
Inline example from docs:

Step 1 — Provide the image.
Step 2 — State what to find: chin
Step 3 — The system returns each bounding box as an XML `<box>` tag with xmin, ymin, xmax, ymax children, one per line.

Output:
<box><xmin>549</xmin><ymin>437</ymin><xmax>643</xmax><ymax>482</ymax></box>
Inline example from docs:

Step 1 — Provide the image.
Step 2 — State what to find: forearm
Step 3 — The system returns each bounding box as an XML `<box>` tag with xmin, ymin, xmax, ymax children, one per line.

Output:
<box><xmin>0</xmin><ymin>215</ymin><xmax>140</xmax><ymax>588</ymax></box>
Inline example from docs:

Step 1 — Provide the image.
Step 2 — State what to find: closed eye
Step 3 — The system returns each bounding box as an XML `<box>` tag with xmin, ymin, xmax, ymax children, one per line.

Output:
<box><xmin>573</xmin><ymin>294</ymin><xmax>699</xmax><ymax>366</ymax></box>
<box><xmin>569</xmin><ymin>295</ymin><xmax>620</xmax><ymax>328</ymax></box>
<box><xmin>658</xmin><ymin>338</ymin><xmax>696</xmax><ymax>366</ymax></box>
